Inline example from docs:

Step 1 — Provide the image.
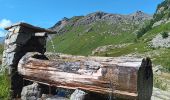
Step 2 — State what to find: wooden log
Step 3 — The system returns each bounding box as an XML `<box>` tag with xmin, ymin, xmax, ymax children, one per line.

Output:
<box><xmin>18</xmin><ymin>52</ymin><xmax>153</xmax><ymax>100</ymax></box>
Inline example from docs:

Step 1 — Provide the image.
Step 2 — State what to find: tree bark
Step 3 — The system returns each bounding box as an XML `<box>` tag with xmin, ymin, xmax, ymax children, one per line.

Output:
<box><xmin>18</xmin><ymin>52</ymin><xmax>153</xmax><ymax>100</ymax></box>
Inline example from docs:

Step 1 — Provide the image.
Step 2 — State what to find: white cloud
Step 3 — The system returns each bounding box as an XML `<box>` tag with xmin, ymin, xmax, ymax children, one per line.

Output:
<box><xmin>0</xmin><ymin>19</ymin><xmax>12</xmax><ymax>37</ymax></box>
<box><xmin>0</xmin><ymin>19</ymin><xmax>12</xmax><ymax>29</ymax></box>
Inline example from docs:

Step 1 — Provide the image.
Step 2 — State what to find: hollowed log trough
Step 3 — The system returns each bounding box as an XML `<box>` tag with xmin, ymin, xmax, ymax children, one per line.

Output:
<box><xmin>18</xmin><ymin>52</ymin><xmax>153</xmax><ymax>100</ymax></box>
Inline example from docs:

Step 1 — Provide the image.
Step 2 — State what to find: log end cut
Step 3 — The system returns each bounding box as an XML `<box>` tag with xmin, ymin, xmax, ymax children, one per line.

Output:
<box><xmin>137</xmin><ymin>57</ymin><xmax>153</xmax><ymax>100</ymax></box>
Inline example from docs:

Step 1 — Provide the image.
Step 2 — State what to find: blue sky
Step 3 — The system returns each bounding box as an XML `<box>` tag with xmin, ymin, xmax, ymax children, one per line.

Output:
<box><xmin>0</xmin><ymin>0</ymin><xmax>164</xmax><ymax>37</ymax></box>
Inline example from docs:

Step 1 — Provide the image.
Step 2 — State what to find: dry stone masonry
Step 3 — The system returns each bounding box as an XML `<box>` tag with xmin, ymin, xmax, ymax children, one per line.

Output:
<box><xmin>2</xmin><ymin>22</ymin><xmax>56</xmax><ymax>98</ymax></box>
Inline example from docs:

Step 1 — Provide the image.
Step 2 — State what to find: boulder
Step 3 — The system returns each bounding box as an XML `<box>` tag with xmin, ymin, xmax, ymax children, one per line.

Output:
<box><xmin>150</xmin><ymin>33</ymin><xmax>170</xmax><ymax>48</ymax></box>
<box><xmin>21</xmin><ymin>83</ymin><xmax>41</xmax><ymax>100</ymax></box>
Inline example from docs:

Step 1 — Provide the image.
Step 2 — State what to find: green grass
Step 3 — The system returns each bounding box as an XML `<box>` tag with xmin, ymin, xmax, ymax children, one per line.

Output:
<box><xmin>141</xmin><ymin>22</ymin><xmax>170</xmax><ymax>71</ymax></box>
<box><xmin>47</xmin><ymin>21</ymin><xmax>137</xmax><ymax>55</ymax></box>
<box><xmin>154</xmin><ymin>75</ymin><xmax>168</xmax><ymax>91</ymax></box>
<box><xmin>47</xmin><ymin>20</ymin><xmax>170</xmax><ymax>71</ymax></box>
<box><xmin>0</xmin><ymin>45</ymin><xmax>9</xmax><ymax>99</ymax></box>
<box><xmin>0</xmin><ymin>44</ymin><xmax>3</xmax><ymax>54</ymax></box>
<box><xmin>0</xmin><ymin>72</ymin><xmax>10</xmax><ymax>100</ymax></box>
<box><xmin>98</xmin><ymin>22</ymin><xmax>170</xmax><ymax>71</ymax></box>
<box><xmin>153</xmin><ymin>49</ymin><xmax>170</xmax><ymax>72</ymax></box>
<box><xmin>141</xmin><ymin>22</ymin><xmax>170</xmax><ymax>42</ymax></box>
<box><xmin>95</xmin><ymin>42</ymin><xmax>151</xmax><ymax>57</ymax></box>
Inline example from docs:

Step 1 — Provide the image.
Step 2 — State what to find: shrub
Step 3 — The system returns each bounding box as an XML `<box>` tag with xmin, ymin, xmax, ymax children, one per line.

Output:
<box><xmin>154</xmin><ymin>13</ymin><xmax>164</xmax><ymax>22</ymax></box>
<box><xmin>105</xmin><ymin>53</ymin><xmax>108</xmax><ymax>57</ymax></box>
<box><xmin>137</xmin><ymin>19</ymin><xmax>154</xmax><ymax>38</ymax></box>
<box><xmin>161</xmin><ymin>31</ymin><xmax>169</xmax><ymax>38</ymax></box>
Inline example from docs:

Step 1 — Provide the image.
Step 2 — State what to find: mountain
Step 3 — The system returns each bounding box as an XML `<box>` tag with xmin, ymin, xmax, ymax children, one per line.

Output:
<box><xmin>47</xmin><ymin>11</ymin><xmax>151</xmax><ymax>55</ymax></box>
<box><xmin>96</xmin><ymin>0</ymin><xmax>170</xmax><ymax>72</ymax></box>
<box><xmin>50</xmin><ymin>11</ymin><xmax>152</xmax><ymax>34</ymax></box>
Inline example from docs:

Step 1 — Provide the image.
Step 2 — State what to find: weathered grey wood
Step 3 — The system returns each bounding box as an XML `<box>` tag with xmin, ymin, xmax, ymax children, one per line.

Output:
<box><xmin>18</xmin><ymin>52</ymin><xmax>153</xmax><ymax>100</ymax></box>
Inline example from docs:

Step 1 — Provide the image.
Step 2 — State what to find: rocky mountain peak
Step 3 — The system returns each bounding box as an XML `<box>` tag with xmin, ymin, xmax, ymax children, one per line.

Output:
<box><xmin>62</xmin><ymin>17</ymin><xmax>69</xmax><ymax>21</ymax></box>
<box><xmin>129</xmin><ymin>11</ymin><xmax>152</xmax><ymax>21</ymax></box>
<box><xmin>134</xmin><ymin>11</ymin><xmax>145</xmax><ymax>16</ymax></box>
<box><xmin>87</xmin><ymin>11</ymin><xmax>107</xmax><ymax>19</ymax></box>
<box><xmin>130</xmin><ymin>10</ymin><xmax>151</xmax><ymax>19</ymax></box>
<box><xmin>51</xmin><ymin>11</ymin><xmax>152</xmax><ymax>33</ymax></box>
<box><xmin>50</xmin><ymin>17</ymin><xmax>69</xmax><ymax>32</ymax></box>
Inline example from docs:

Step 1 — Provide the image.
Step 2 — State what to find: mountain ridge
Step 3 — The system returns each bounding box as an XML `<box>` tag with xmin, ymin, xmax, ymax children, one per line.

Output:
<box><xmin>50</xmin><ymin>11</ymin><xmax>152</xmax><ymax>34</ymax></box>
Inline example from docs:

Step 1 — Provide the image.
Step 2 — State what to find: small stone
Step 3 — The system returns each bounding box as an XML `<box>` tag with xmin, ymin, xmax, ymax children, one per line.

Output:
<box><xmin>34</xmin><ymin>32</ymin><xmax>47</xmax><ymax>37</ymax></box>
<box><xmin>70</xmin><ymin>89</ymin><xmax>87</xmax><ymax>100</ymax></box>
<box><xmin>37</xmin><ymin>98</ymin><xmax>42</xmax><ymax>100</ymax></box>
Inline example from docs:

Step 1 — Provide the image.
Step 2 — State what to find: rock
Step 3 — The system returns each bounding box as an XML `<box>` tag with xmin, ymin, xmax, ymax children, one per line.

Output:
<box><xmin>6</xmin><ymin>44</ymin><xmax>18</xmax><ymax>53</ymax></box>
<box><xmin>6</xmin><ymin>52</ymin><xmax>17</xmax><ymax>66</ymax></box>
<box><xmin>34</xmin><ymin>32</ymin><xmax>47</xmax><ymax>37</ymax></box>
<box><xmin>70</xmin><ymin>89</ymin><xmax>87</xmax><ymax>100</ymax></box>
<box><xmin>156</xmin><ymin>7</ymin><xmax>165</xmax><ymax>14</ymax></box>
<box><xmin>46</xmin><ymin>96</ymin><xmax>69</xmax><ymax>100</ymax></box>
<box><xmin>41</xmin><ymin>94</ymin><xmax>48</xmax><ymax>99</ymax></box>
<box><xmin>21</xmin><ymin>83</ymin><xmax>41</xmax><ymax>100</ymax></box>
<box><xmin>84</xmin><ymin>27</ymin><xmax>92</xmax><ymax>33</ymax></box>
<box><xmin>152</xmin><ymin>87</ymin><xmax>170</xmax><ymax>100</ymax></box>
<box><xmin>92</xmin><ymin>43</ymin><xmax>131</xmax><ymax>55</ymax></box>
<box><xmin>73</xmin><ymin>11</ymin><xmax>151</xmax><ymax>27</ymax></box>
<box><xmin>41</xmin><ymin>94</ymin><xmax>69</xmax><ymax>100</ymax></box>
<box><xmin>84</xmin><ymin>61</ymin><xmax>101</xmax><ymax>70</ymax></box>
<box><xmin>152</xmin><ymin>19</ymin><xmax>167</xmax><ymax>28</ymax></box>
<box><xmin>150</xmin><ymin>33</ymin><xmax>170</xmax><ymax>48</ymax></box>
<box><xmin>153</xmin><ymin>65</ymin><xmax>163</xmax><ymax>75</ymax></box>
<box><xmin>129</xmin><ymin>10</ymin><xmax>152</xmax><ymax>21</ymax></box>
<box><xmin>51</xmin><ymin>11</ymin><xmax>152</xmax><ymax>36</ymax></box>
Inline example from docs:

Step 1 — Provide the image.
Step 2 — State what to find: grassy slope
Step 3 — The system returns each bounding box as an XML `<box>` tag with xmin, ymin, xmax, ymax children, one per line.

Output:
<box><xmin>141</xmin><ymin>22</ymin><xmax>170</xmax><ymax>42</ymax></box>
<box><xmin>47</xmin><ymin>21</ymin><xmax>136</xmax><ymax>55</ymax></box>
<box><xmin>144</xmin><ymin>22</ymin><xmax>170</xmax><ymax>71</ymax></box>
<box><xmin>96</xmin><ymin>42</ymin><xmax>151</xmax><ymax>56</ymax></box>
<box><xmin>98</xmin><ymin>22</ymin><xmax>170</xmax><ymax>71</ymax></box>
<box><xmin>47</xmin><ymin>21</ymin><xmax>170</xmax><ymax>71</ymax></box>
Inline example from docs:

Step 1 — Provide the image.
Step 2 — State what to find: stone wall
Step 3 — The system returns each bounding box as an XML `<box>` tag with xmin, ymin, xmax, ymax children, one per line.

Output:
<box><xmin>2</xmin><ymin>22</ymin><xmax>55</xmax><ymax>98</ymax></box>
